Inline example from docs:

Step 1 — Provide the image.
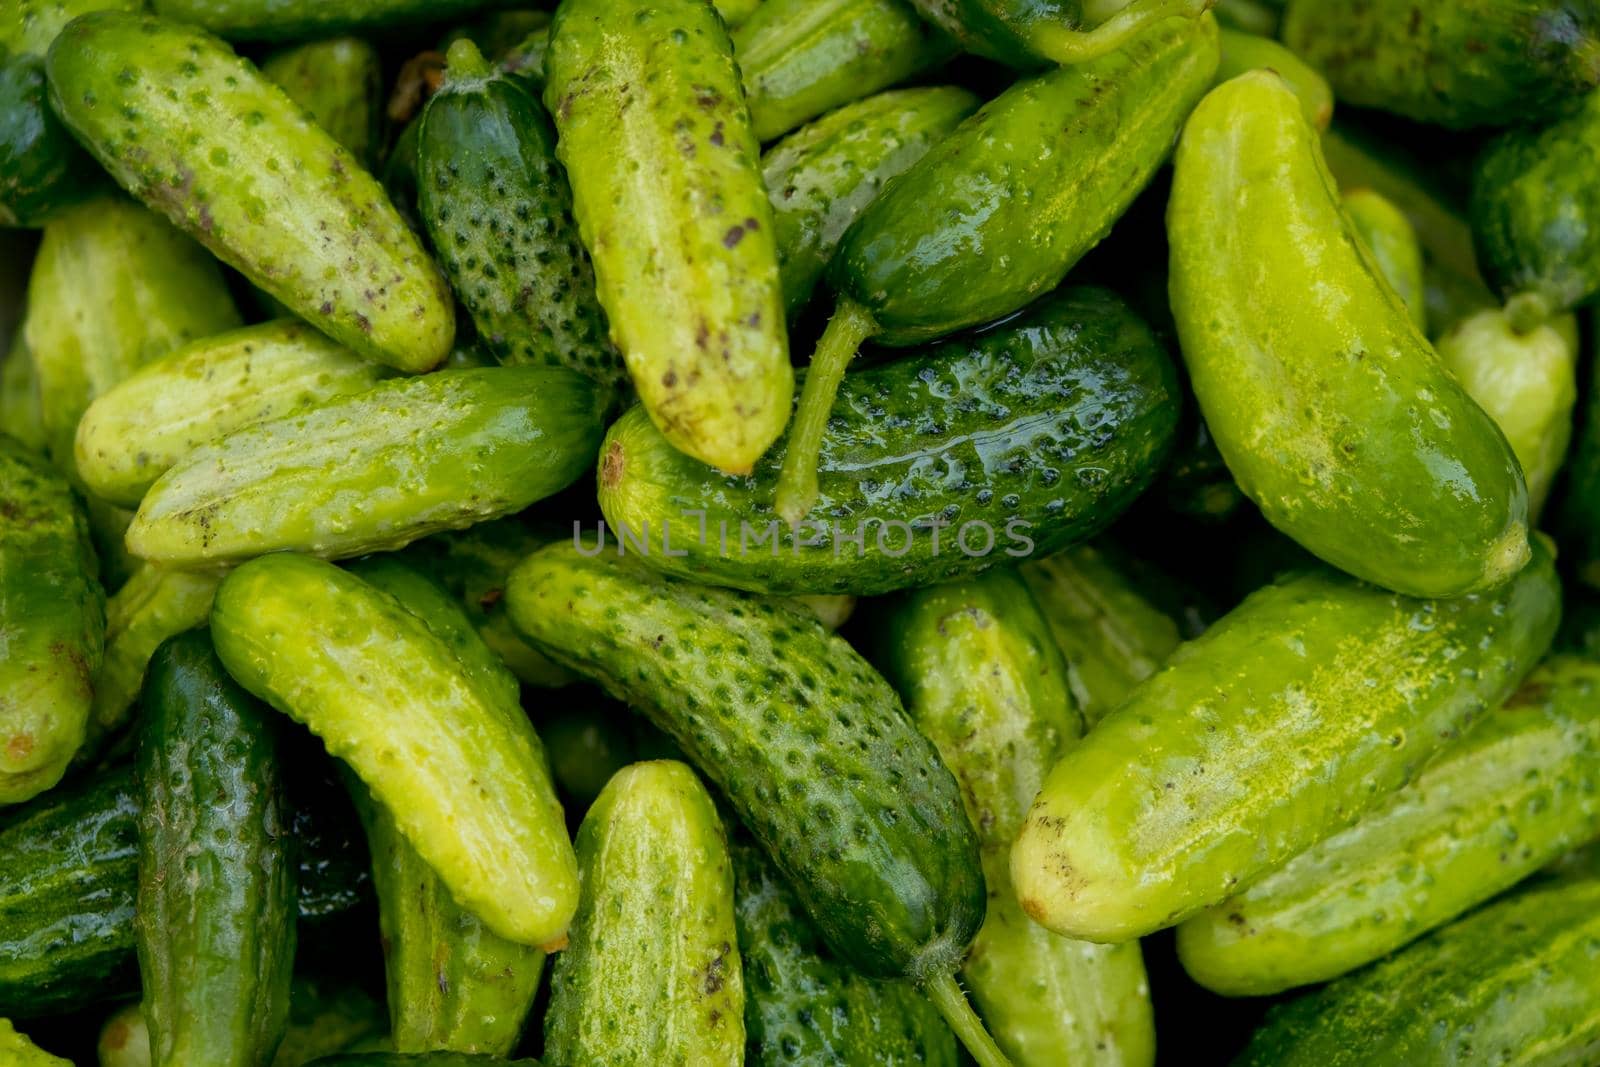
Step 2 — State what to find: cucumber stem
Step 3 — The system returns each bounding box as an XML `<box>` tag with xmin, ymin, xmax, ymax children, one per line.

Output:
<box><xmin>774</xmin><ymin>296</ymin><xmax>879</xmax><ymax>526</ymax></box>
<box><xmin>1033</xmin><ymin>0</ymin><xmax>1214</xmax><ymax>64</ymax></box>
<box><xmin>443</xmin><ymin>37</ymin><xmax>495</xmax><ymax>81</ymax></box>
<box><xmin>1505</xmin><ymin>291</ymin><xmax>1554</xmax><ymax>337</ymax></box>
<box><xmin>924</xmin><ymin>970</ymin><xmax>1013</xmax><ymax>1067</ymax></box>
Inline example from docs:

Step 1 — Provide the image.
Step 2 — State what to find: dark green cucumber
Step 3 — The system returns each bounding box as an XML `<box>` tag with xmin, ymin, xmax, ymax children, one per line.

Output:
<box><xmin>730</xmin><ymin>832</ymin><xmax>959</xmax><ymax>1067</ymax></box>
<box><xmin>908</xmin><ymin>0</ymin><xmax>1212</xmax><ymax>68</ymax></box>
<box><xmin>136</xmin><ymin>630</ymin><xmax>295</xmax><ymax>1067</ymax></box>
<box><xmin>419</xmin><ymin>40</ymin><xmax>623</xmax><ymax>393</ymax></box>
<box><xmin>1152</xmin><ymin>417</ymin><xmax>1245</xmax><ymax>524</ymax></box>
<box><xmin>0</xmin><ymin>47</ymin><xmax>100</xmax><ymax>226</ymax></box>
<box><xmin>147</xmin><ymin>0</ymin><xmax>528</xmax><ymax>41</ymax></box>
<box><xmin>1343</xmin><ymin>188</ymin><xmax>1427</xmax><ymax>333</ymax></box>
<box><xmin>1011</xmin><ymin>540</ymin><xmax>1560</xmax><ymax>943</ymax></box>
<box><xmin>1283</xmin><ymin>0</ymin><xmax>1600</xmax><ymax>129</ymax></box>
<box><xmin>537</xmin><ymin>698</ymin><xmax>678</xmax><ymax>807</ymax></box>
<box><xmin>1213</xmin><ymin>0</ymin><xmax>1278</xmax><ymax>35</ymax></box>
<box><xmin>261</xmin><ymin>37</ymin><xmax>382</xmax><ymax>166</ymax></box>
<box><xmin>0</xmin><ymin>433</ymin><xmax>104</xmax><ymax>805</ymax></box>
<box><xmin>734</xmin><ymin>0</ymin><xmax>958</xmax><ymax>143</ymax></box>
<box><xmin>598</xmin><ymin>286</ymin><xmax>1179</xmax><ymax>597</ymax></box>
<box><xmin>1234</xmin><ymin>876</ymin><xmax>1600</xmax><ymax>1066</ymax></box>
<box><xmin>763</xmin><ymin>86</ymin><xmax>978</xmax><ymax>317</ymax></box>
<box><xmin>1562</xmin><ymin>326</ymin><xmax>1600</xmax><ymax>589</ymax></box>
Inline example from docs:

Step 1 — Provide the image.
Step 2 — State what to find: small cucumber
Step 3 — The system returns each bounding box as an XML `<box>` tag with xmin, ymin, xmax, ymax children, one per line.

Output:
<box><xmin>98</xmin><ymin>1002</ymin><xmax>151</xmax><ymax>1067</ymax></box>
<box><xmin>270</xmin><ymin>977</ymin><xmax>387</xmax><ymax>1067</ymax></box>
<box><xmin>146</xmin><ymin>0</ymin><xmax>525</xmax><ymax>41</ymax></box>
<box><xmin>136</xmin><ymin>630</ymin><xmax>296</xmax><ymax>1067</ymax></box>
<box><xmin>598</xmin><ymin>286</ymin><xmax>1179</xmax><ymax>597</ymax></box>
<box><xmin>0</xmin><ymin>47</ymin><xmax>101</xmax><ymax>226</ymax></box>
<box><xmin>261</xmin><ymin>37</ymin><xmax>382</xmax><ymax>166</ymax></box>
<box><xmin>763</xmin><ymin>86</ymin><xmax>978</xmax><ymax>317</ymax></box>
<box><xmin>1019</xmin><ymin>546</ymin><xmax>1181</xmax><ymax>730</ymax></box>
<box><xmin>1169</xmin><ymin>72</ymin><xmax>1529</xmax><ymax>598</ymax></box>
<box><xmin>537</xmin><ymin>699</ymin><xmax>679</xmax><ymax>808</ymax></box>
<box><xmin>1215</xmin><ymin>27</ymin><xmax>1331</xmax><ymax>131</ymax></box>
<box><xmin>48</xmin><ymin>13</ymin><xmax>455</xmax><ymax>373</ymax></box>
<box><xmin>730</xmin><ymin>831</ymin><xmax>959</xmax><ymax>1067</ymax></box>
<box><xmin>1235</xmin><ymin>876</ymin><xmax>1600</xmax><ymax>1066</ymax></box>
<box><xmin>907</xmin><ymin>0</ymin><xmax>1212</xmax><ymax>68</ymax></box>
<box><xmin>734</xmin><ymin>0</ymin><xmax>958</xmax><ymax>143</ymax></box>
<box><xmin>76</xmin><ymin>319</ymin><xmax>390</xmax><ymax>508</ymax></box>
<box><xmin>1011</xmin><ymin>540</ymin><xmax>1560</xmax><ymax>943</ymax></box>
<box><xmin>1342</xmin><ymin>188</ymin><xmax>1427</xmax><ymax>333</ymax></box>
<box><xmin>418</xmin><ymin>40</ymin><xmax>623</xmax><ymax>393</ymax></box>
<box><xmin>544</xmin><ymin>760</ymin><xmax>743</xmax><ymax>1067</ymax></box>
<box><xmin>211</xmin><ymin>553</ymin><xmax>578</xmax><ymax>948</ymax></box>
<box><xmin>544</xmin><ymin>0</ymin><xmax>791</xmax><ymax>474</ymax></box>
<box><xmin>874</xmin><ymin>570</ymin><xmax>1155</xmax><ymax>1067</ymax></box>
<box><xmin>1178</xmin><ymin>653</ymin><xmax>1600</xmax><ymax>997</ymax></box>
<box><xmin>126</xmin><ymin>366</ymin><xmax>606</xmax><ymax>567</ymax></box>
<box><xmin>1</xmin><ymin>331</ymin><xmax>45</xmax><ymax>454</ymax></box>
<box><xmin>0</xmin><ymin>1020</ymin><xmax>70</xmax><ymax>1066</ymax></box>
<box><xmin>1283</xmin><ymin>0</ymin><xmax>1600</xmax><ymax>129</ymax></box>
<box><xmin>0</xmin><ymin>433</ymin><xmax>104</xmax><ymax>805</ymax></box>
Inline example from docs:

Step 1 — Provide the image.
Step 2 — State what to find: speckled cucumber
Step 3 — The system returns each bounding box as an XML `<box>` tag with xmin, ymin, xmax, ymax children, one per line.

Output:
<box><xmin>1177</xmin><ymin>653</ymin><xmax>1600</xmax><ymax>997</ymax></box>
<box><xmin>48</xmin><ymin>12</ymin><xmax>455</xmax><ymax>372</ymax></box>
<box><xmin>136</xmin><ymin>630</ymin><xmax>296</xmax><ymax>1067</ymax></box>
<box><xmin>0</xmin><ymin>434</ymin><xmax>103</xmax><ymax>805</ymax></box>
<box><xmin>261</xmin><ymin>36</ymin><xmax>381</xmax><ymax>166</ymax></box>
<box><xmin>1214</xmin><ymin>27</ymin><xmax>1330</xmax><ymax>130</ymax></box>
<box><xmin>146</xmin><ymin>0</ymin><xmax>533</xmax><ymax>42</ymax></box>
<box><xmin>874</xmin><ymin>570</ymin><xmax>1155</xmax><ymax>1067</ymax></box>
<box><xmin>909</xmin><ymin>0</ymin><xmax>1212</xmax><ymax>68</ymax></box>
<box><xmin>1235</xmin><ymin>875</ymin><xmax>1600</xmax><ymax>1066</ymax></box>
<box><xmin>127</xmin><ymin>366</ymin><xmax>606</xmax><ymax>567</ymax></box>
<box><xmin>1011</xmin><ymin>539</ymin><xmax>1560</xmax><ymax>944</ymax></box>
<box><xmin>419</xmin><ymin>40</ymin><xmax>624</xmax><ymax>393</ymax></box>
<box><xmin>211</xmin><ymin>553</ymin><xmax>577</xmax><ymax>948</ymax></box>
<box><xmin>1343</xmin><ymin>188</ymin><xmax>1427</xmax><ymax>332</ymax></box>
<box><xmin>0</xmin><ymin>1021</ymin><xmax>69</xmax><ymax>1066</ymax></box>
<box><xmin>1168</xmin><ymin>72</ymin><xmax>1529</xmax><ymax>598</ymax></box>
<box><xmin>599</xmin><ymin>286</ymin><xmax>1179</xmax><ymax>597</ymax></box>
<box><xmin>76</xmin><ymin>319</ymin><xmax>389</xmax><ymax>508</ymax></box>
<box><xmin>1282</xmin><ymin>0</ymin><xmax>1600</xmax><ymax>129</ymax></box>
<box><xmin>763</xmin><ymin>85</ymin><xmax>978</xmax><ymax>316</ymax></box>
<box><xmin>544</xmin><ymin>760</ymin><xmax>743</xmax><ymax>1067</ymax></box>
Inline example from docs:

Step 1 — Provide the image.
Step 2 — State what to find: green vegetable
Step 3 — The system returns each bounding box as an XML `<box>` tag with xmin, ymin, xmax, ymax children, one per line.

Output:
<box><xmin>544</xmin><ymin>0</ymin><xmax>791</xmax><ymax>474</ymax></box>
<box><xmin>907</xmin><ymin>0</ymin><xmax>1213</xmax><ymax>68</ymax></box>
<box><xmin>1011</xmin><ymin>539</ymin><xmax>1560</xmax><ymax>943</ymax></box>
<box><xmin>544</xmin><ymin>760</ymin><xmax>744</xmax><ymax>1066</ymax></box>
<box><xmin>146</xmin><ymin>0</ymin><xmax>526</xmax><ymax>41</ymax></box>
<box><xmin>1168</xmin><ymin>72</ymin><xmax>1529</xmax><ymax>598</ymax></box>
<box><xmin>441</xmin><ymin>10</ymin><xmax>551</xmax><ymax>61</ymax></box>
<box><xmin>271</xmin><ymin>978</ymin><xmax>387</xmax><ymax>1067</ymax></box>
<box><xmin>126</xmin><ymin>366</ymin><xmax>606</xmax><ymax>567</ymax></box>
<box><xmin>1343</xmin><ymin>188</ymin><xmax>1427</xmax><ymax>333</ymax></box>
<box><xmin>1561</xmin><ymin>328</ymin><xmax>1600</xmax><ymax>590</ymax></box>
<box><xmin>49</xmin><ymin>12</ymin><xmax>455</xmax><ymax>373</ymax></box>
<box><xmin>598</xmin><ymin>286</ymin><xmax>1179</xmax><ymax>597</ymax></box>
<box><xmin>305</xmin><ymin>1056</ymin><xmax>540</xmax><ymax>1066</ymax></box>
<box><xmin>1215</xmin><ymin>27</ymin><xmax>1330</xmax><ymax>131</ymax></box>
<box><xmin>0</xmin><ymin>1020</ymin><xmax>70</xmax><ymax>1066</ymax></box>
<box><xmin>0</xmin><ymin>48</ymin><xmax>100</xmax><ymax>226</ymax></box>
<box><xmin>261</xmin><ymin>37</ymin><xmax>382</xmax><ymax>166</ymax></box>
<box><xmin>536</xmin><ymin>699</ymin><xmax>678</xmax><ymax>807</ymax></box>
<box><xmin>0</xmin><ymin>331</ymin><xmax>45</xmax><ymax>454</ymax></box>
<box><xmin>98</xmin><ymin>1002</ymin><xmax>151</xmax><ymax>1067</ymax></box>
<box><xmin>1212</xmin><ymin>0</ymin><xmax>1277</xmax><ymax>35</ymax></box>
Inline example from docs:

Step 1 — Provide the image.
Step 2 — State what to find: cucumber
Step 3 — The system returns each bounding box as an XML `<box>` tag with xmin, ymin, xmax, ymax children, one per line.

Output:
<box><xmin>261</xmin><ymin>37</ymin><xmax>381</xmax><ymax>166</ymax></box>
<box><xmin>99</xmin><ymin>1002</ymin><xmax>151</xmax><ymax>1067</ymax></box>
<box><xmin>1010</xmin><ymin>539</ymin><xmax>1560</xmax><ymax>944</ymax></box>
<box><xmin>1215</xmin><ymin>27</ymin><xmax>1330</xmax><ymax>131</ymax></box>
<box><xmin>598</xmin><ymin>286</ymin><xmax>1179</xmax><ymax>597</ymax></box>
<box><xmin>0</xmin><ymin>47</ymin><xmax>101</xmax><ymax>226</ymax></box>
<box><xmin>441</xmin><ymin>10</ymin><xmax>552</xmax><ymax>61</ymax></box>
<box><xmin>306</xmin><ymin>1056</ymin><xmax>540</xmax><ymax>1066</ymax></box>
<box><xmin>2</xmin><ymin>0</ymin><xmax>144</xmax><ymax>52</ymax></box>
<box><xmin>210</xmin><ymin>553</ymin><xmax>578</xmax><ymax>948</ymax></box>
<box><xmin>0</xmin><ymin>433</ymin><xmax>104</xmax><ymax>804</ymax></box>
<box><xmin>497</xmin><ymin>26</ymin><xmax>548</xmax><ymax>88</ymax></box>
<box><xmin>1177</xmin><ymin>653</ymin><xmax>1600</xmax><ymax>997</ymax></box>
<box><xmin>24</xmin><ymin>197</ymin><xmax>241</xmax><ymax>480</ymax></box>
<box><xmin>874</xmin><ymin>570</ymin><xmax>1155</xmax><ymax>1067</ymax></box>
<box><xmin>0</xmin><ymin>330</ymin><xmax>45</xmax><ymax>454</ymax></box>
<box><xmin>146</xmin><ymin>0</ymin><xmax>527</xmax><ymax>41</ymax></box>
<box><xmin>544</xmin><ymin>0</ymin><xmax>791</xmax><ymax>474</ymax></box>
<box><xmin>544</xmin><ymin>760</ymin><xmax>743</xmax><ymax>1067</ymax></box>
<box><xmin>537</xmin><ymin>699</ymin><xmax>678</xmax><ymax>808</ymax></box>
<box><xmin>1235</xmin><ymin>875</ymin><xmax>1600</xmax><ymax>1066</ymax></box>
<box><xmin>734</xmin><ymin>0</ymin><xmax>958</xmax><ymax>143</ymax></box>
<box><xmin>1343</xmin><ymin>188</ymin><xmax>1427</xmax><ymax>333</ymax></box>
<box><xmin>126</xmin><ymin>366</ymin><xmax>606</xmax><ymax>567</ymax></box>
<box><xmin>136</xmin><ymin>630</ymin><xmax>296</xmax><ymax>1067</ymax></box>
<box><xmin>1213</xmin><ymin>0</ymin><xmax>1277</xmax><ymax>35</ymax></box>
<box><xmin>763</xmin><ymin>86</ymin><xmax>978</xmax><ymax>317</ymax></box>
<box><xmin>418</xmin><ymin>40</ymin><xmax>624</xmax><ymax>394</ymax></box>
<box><xmin>1282</xmin><ymin>0</ymin><xmax>1600</xmax><ymax>129</ymax></box>
<box><xmin>48</xmin><ymin>13</ymin><xmax>456</xmax><ymax>373</ymax></box>
<box><xmin>1562</xmin><ymin>329</ymin><xmax>1600</xmax><ymax>590</ymax></box>
<box><xmin>271</xmin><ymin>977</ymin><xmax>387</xmax><ymax>1067</ymax></box>
<box><xmin>907</xmin><ymin>0</ymin><xmax>1212</xmax><ymax>68</ymax></box>
<box><xmin>76</xmin><ymin>320</ymin><xmax>390</xmax><ymax>508</ymax></box>
<box><xmin>503</xmin><ymin>546</ymin><xmax>1010</xmax><ymax>1067</ymax></box>
<box><xmin>1168</xmin><ymin>72</ymin><xmax>1529</xmax><ymax>598</ymax></box>
<box><xmin>0</xmin><ymin>1020</ymin><xmax>70</xmax><ymax>1066</ymax></box>
<box><xmin>775</xmin><ymin>13</ymin><xmax>1216</xmax><ymax>521</ymax></box>
<box><xmin>1019</xmin><ymin>545</ymin><xmax>1182</xmax><ymax>730</ymax></box>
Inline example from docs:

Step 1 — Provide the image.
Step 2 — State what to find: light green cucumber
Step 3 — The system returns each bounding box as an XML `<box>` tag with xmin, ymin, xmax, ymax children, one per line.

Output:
<box><xmin>1343</xmin><ymin>187</ymin><xmax>1427</xmax><ymax>332</ymax></box>
<box><xmin>0</xmin><ymin>1020</ymin><xmax>70</xmax><ymax>1066</ymax></box>
<box><xmin>1216</xmin><ymin>26</ymin><xmax>1330</xmax><ymax>130</ymax></box>
<box><xmin>98</xmin><ymin>1002</ymin><xmax>151</xmax><ymax>1067</ymax></box>
<box><xmin>261</xmin><ymin>37</ymin><xmax>382</xmax><ymax>166</ymax></box>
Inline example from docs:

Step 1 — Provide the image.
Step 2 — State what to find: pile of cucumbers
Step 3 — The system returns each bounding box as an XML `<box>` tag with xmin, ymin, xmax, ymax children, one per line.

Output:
<box><xmin>6</xmin><ymin>0</ymin><xmax>1600</xmax><ymax>1063</ymax></box>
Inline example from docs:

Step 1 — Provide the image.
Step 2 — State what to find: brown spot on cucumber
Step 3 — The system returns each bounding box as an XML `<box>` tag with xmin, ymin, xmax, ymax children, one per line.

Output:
<box><xmin>5</xmin><ymin>733</ymin><xmax>34</xmax><ymax>761</ymax></box>
<box><xmin>601</xmin><ymin>441</ymin><xmax>626</xmax><ymax>490</ymax></box>
<box><xmin>722</xmin><ymin>224</ymin><xmax>745</xmax><ymax>248</ymax></box>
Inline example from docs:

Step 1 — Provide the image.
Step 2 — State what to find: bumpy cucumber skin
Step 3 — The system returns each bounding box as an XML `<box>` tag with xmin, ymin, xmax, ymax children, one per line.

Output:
<box><xmin>127</xmin><ymin>366</ymin><xmax>605</xmax><ymax>566</ymax></box>
<box><xmin>1283</xmin><ymin>0</ymin><xmax>1600</xmax><ymax>129</ymax></box>
<box><xmin>763</xmin><ymin>86</ymin><xmax>977</xmax><ymax>316</ymax></box>
<box><xmin>261</xmin><ymin>37</ymin><xmax>381</xmax><ymax>165</ymax></box>
<box><xmin>48</xmin><ymin>13</ymin><xmax>455</xmax><ymax>373</ymax></box>
<box><xmin>0</xmin><ymin>49</ymin><xmax>100</xmax><ymax>226</ymax></box>
<box><xmin>506</xmin><ymin>544</ymin><xmax>986</xmax><ymax>981</ymax></box>
<box><xmin>832</xmin><ymin>13</ymin><xmax>1218</xmax><ymax>345</ymax></box>
<box><xmin>418</xmin><ymin>43</ymin><xmax>624</xmax><ymax>393</ymax></box>
<box><xmin>1235</xmin><ymin>876</ymin><xmax>1600</xmax><ymax>1066</ymax></box>
<box><xmin>544</xmin><ymin>0</ymin><xmax>791</xmax><ymax>474</ymax></box>
<box><xmin>0</xmin><ymin>434</ymin><xmax>103</xmax><ymax>804</ymax></box>
<box><xmin>545</xmin><ymin>760</ymin><xmax>743</xmax><ymax>1067</ymax></box>
<box><xmin>598</xmin><ymin>287</ymin><xmax>1179</xmax><ymax>597</ymax></box>
<box><xmin>1</xmin><ymin>332</ymin><xmax>46</xmax><ymax>454</ymax></box>
<box><xmin>147</xmin><ymin>0</ymin><xmax>518</xmax><ymax>41</ymax></box>
<box><xmin>211</xmin><ymin>553</ymin><xmax>578</xmax><ymax>948</ymax></box>
<box><xmin>735</xmin><ymin>0</ymin><xmax>957</xmax><ymax>143</ymax></box>
<box><xmin>24</xmin><ymin>197</ymin><xmax>241</xmax><ymax>479</ymax></box>
<box><xmin>1215</xmin><ymin>27</ymin><xmax>1330</xmax><ymax>130</ymax></box>
<box><xmin>1</xmin><ymin>0</ymin><xmax>145</xmax><ymax>53</ymax></box>
<box><xmin>1169</xmin><ymin>73</ymin><xmax>1529</xmax><ymax>598</ymax></box>
<box><xmin>730</xmin><ymin>833</ymin><xmax>959</xmax><ymax>1067</ymax></box>
<box><xmin>136</xmin><ymin>630</ymin><xmax>296</xmax><ymax>1067</ymax></box>
<box><xmin>1011</xmin><ymin>541</ymin><xmax>1560</xmax><ymax>944</ymax></box>
<box><xmin>1178</xmin><ymin>653</ymin><xmax>1600</xmax><ymax>997</ymax></box>
<box><xmin>876</xmin><ymin>570</ymin><xmax>1155</xmax><ymax>1067</ymax></box>
<box><xmin>76</xmin><ymin>319</ymin><xmax>389</xmax><ymax>508</ymax></box>
<box><xmin>0</xmin><ymin>1020</ymin><xmax>70</xmax><ymax>1066</ymax></box>
<box><xmin>98</xmin><ymin>1002</ymin><xmax>152</xmax><ymax>1067</ymax></box>
<box><xmin>1342</xmin><ymin>188</ymin><xmax>1427</xmax><ymax>332</ymax></box>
